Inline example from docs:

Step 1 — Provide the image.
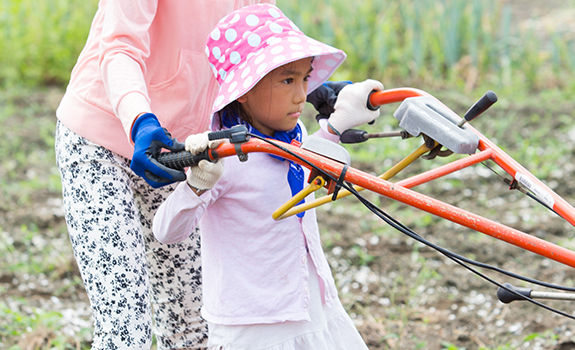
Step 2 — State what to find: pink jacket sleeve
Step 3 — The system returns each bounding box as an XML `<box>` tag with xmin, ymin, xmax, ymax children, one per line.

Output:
<box><xmin>98</xmin><ymin>0</ymin><xmax>157</xmax><ymax>138</ymax></box>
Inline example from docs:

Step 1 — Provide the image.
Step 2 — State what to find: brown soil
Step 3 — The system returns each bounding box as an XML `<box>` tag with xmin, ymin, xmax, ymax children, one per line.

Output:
<box><xmin>4</xmin><ymin>2</ymin><xmax>575</xmax><ymax>349</ymax></box>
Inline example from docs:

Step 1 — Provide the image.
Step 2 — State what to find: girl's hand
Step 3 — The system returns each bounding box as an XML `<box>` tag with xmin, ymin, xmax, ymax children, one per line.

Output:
<box><xmin>327</xmin><ymin>79</ymin><xmax>384</xmax><ymax>135</ymax></box>
<box><xmin>185</xmin><ymin>132</ymin><xmax>225</xmax><ymax>193</ymax></box>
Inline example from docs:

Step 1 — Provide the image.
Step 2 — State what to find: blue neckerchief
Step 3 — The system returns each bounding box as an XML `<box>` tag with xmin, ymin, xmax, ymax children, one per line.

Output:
<box><xmin>221</xmin><ymin>110</ymin><xmax>306</xmax><ymax>218</ymax></box>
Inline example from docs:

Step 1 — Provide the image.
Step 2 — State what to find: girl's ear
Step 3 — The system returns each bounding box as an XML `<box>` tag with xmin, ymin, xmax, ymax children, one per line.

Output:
<box><xmin>237</xmin><ymin>95</ymin><xmax>248</xmax><ymax>104</ymax></box>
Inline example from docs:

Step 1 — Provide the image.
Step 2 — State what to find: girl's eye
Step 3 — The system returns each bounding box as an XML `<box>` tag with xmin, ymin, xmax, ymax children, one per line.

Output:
<box><xmin>304</xmin><ymin>75</ymin><xmax>311</xmax><ymax>82</ymax></box>
<box><xmin>283</xmin><ymin>78</ymin><xmax>294</xmax><ymax>84</ymax></box>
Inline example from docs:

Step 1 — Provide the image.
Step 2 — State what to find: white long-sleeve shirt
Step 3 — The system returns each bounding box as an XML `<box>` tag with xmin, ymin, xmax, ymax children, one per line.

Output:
<box><xmin>153</xmin><ymin>122</ymin><xmax>341</xmax><ymax>325</ymax></box>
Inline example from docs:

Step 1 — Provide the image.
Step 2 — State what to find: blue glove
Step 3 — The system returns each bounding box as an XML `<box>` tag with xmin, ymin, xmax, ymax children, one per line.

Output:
<box><xmin>130</xmin><ymin>113</ymin><xmax>186</xmax><ymax>188</ymax></box>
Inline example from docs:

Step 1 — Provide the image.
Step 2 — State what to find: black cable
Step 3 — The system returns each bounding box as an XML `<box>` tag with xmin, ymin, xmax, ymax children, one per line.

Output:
<box><xmin>524</xmin><ymin>191</ymin><xmax>557</xmax><ymax>213</ymax></box>
<box><xmin>344</xmin><ymin>183</ymin><xmax>575</xmax><ymax>292</ymax></box>
<box><xmin>345</xmin><ymin>183</ymin><xmax>575</xmax><ymax>320</ymax></box>
<box><xmin>248</xmin><ymin>133</ymin><xmax>575</xmax><ymax>319</ymax></box>
<box><xmin>252</xmin><ymin>133</ymin><xmax>574</xmax><ymax>289</ymax></box>
<box><xmin>481</xmin><ymin>161</ymin><xmax>560</xmax><ymax>216</ymax></box>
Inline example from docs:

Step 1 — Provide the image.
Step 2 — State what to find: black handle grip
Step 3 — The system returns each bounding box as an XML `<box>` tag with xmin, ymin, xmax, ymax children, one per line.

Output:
<box><xmin>156</xmin><ymin>125</ymin><xmax>248</xmax><ymax>170</ymax></box>
<box><xmin>463</xmin><ymin>90</ymin><xmax>498</xmax><ymax>123</ymax></box>
<box><xmin>366</xmin><ymin>90</ymin><xmax>380</xmax><ymax>111</ymax></box>
<box><xmin>210</xmin><ymin>125</ymin><xmax>250</xmax><ymax>143</ymax></box>
<box><xmin>156</xmin><ymin>150</ymin><xmax>210</xmax><ymax>170</ymax></box>
<box><xmin>497</xmin><ymin>283</ymin><xmax>532</xmax><ymax>304</ymax></box>
<box><xmin>340</xmin><ymin>129</ymin><xmax>368</xmax><ymax>144</ymax></box>
<box><xmin>366</xmin><ymin>90</ymin><xmax>380</xmax><ymax>125</ymax></box>
<box><xmin>207</xmin><ymin>129</ymin><xmax>228</xmax><ymax>141</ymax></box>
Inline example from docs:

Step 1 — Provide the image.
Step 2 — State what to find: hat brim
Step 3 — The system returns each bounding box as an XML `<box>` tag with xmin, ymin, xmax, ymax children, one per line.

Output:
<box><xmin>210</xmin><ymin>32</ymin><xmax>346</xmax><ymax>116</ymax></box>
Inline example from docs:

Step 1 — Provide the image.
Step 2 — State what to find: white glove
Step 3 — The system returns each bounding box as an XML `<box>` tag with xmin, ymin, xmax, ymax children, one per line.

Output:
<box><xmin>185</xmin><ymin>131</ymin><xmax>225</xmax><ymax>191</ymax></box>
<box><xmin>327</xmin><ymin>79</ymin><xmax>384</xmax><ymax>135</ymax></box>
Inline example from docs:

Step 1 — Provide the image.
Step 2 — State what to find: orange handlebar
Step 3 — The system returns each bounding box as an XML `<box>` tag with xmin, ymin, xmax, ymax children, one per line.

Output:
<box><xmin>368</xmin><ymin>88</ymin><xmax>431</xmax><ymax>107</ymax></box>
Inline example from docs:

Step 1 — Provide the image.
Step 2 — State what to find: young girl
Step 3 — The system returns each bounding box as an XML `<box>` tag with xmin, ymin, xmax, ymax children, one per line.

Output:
<box><xmin>154</xmin><ymin>4</ymin><xmax>382</xmax><ymax>349</ymax></box>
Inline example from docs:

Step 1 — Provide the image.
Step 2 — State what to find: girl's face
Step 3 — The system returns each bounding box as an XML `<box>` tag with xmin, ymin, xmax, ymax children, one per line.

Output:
<box><xmin>237</xmin><ymin>57</ymin><xmax>313</xmax><ymax>136</ymax></box>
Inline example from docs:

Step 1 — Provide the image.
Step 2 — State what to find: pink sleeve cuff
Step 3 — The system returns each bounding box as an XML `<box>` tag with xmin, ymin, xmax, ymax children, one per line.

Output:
<box><xmin>313</xmin><ymin>118</ymin><xmax>340</xmax><ymax>143</ymax></box>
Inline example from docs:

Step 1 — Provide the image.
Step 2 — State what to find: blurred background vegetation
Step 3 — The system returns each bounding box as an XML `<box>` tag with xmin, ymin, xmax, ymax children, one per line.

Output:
<box><xmin>1</xmin><ymin>0</ymin><xmax>574</xmax><ymax>93</ymax></box>
<box><xmin>282</xmin><ymin>0</ymin><xmax>575</xmax><ymax>94</ymax></box>
<box><xmin>2</xmin><ymin>0</ymin><xmax>575</xmax><ymax>349</ymax></box>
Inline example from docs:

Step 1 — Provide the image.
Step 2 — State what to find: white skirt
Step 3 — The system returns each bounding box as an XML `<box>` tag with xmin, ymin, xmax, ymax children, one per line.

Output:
<box><xmin>206</xmin><ymin>254</ymin><xmax>369</xmax><ymax>350</ymax></box>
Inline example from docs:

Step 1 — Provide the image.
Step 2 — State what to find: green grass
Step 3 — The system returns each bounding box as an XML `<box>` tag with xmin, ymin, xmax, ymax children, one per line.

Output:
<box><xmin>0</xmin><ymin>87</ymin><xmax>63</xmax><ymax>209</ymax></box>
<box><xmin>0</xmin><ymin>299</ymin><xmax>92</xmax><ymax>350</ymax></box>
<box><xmin>0</xmin><ymin>87</ymin><xmax>79</xmax><ymax>349</ymax></box>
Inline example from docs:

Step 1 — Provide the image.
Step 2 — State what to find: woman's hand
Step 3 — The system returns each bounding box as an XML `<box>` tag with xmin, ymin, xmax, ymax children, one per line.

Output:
<box><xmin>130</xmin><ymin>113</ymin><xmax>186</xmax><ymax>188</ymax></box>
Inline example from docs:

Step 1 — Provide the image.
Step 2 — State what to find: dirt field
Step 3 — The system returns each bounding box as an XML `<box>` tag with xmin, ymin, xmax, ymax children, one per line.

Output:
<box><xmin>3</xmin><ymin>1</ymin><xmax>575</xmax><ymax>349</ymax></box>
<box><xmin>4</xmin><ymin>85</ymin><xmax>575</xmax><ymax>350</ymax></box>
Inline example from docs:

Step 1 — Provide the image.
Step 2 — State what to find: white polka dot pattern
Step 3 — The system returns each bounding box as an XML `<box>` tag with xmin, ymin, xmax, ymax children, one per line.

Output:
<box><xmin>225</xmin><ymin>29</ymin><xmax>237</xmax><ymax>42</ymax></box>
<box><xmin>246</xmin><ymin>14</ymin><xmax>259</xmax><ymax>26</ymax></box>
<box><xmin>205</xmin><ymin>4</ymin><xmax>346</xmax><ymax>114</ymax></box>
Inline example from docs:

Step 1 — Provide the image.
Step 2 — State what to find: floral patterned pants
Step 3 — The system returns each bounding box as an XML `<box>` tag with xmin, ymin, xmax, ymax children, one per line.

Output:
<box><xmin>55</xmin><ymin>121</ymin><xmax>207</xmax><ymax>349</ymax></box>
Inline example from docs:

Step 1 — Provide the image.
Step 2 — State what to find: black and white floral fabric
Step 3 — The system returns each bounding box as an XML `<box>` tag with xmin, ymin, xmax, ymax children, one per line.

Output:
<box><xmin>55</xmin><ymin>121</ymin><xmax>207</xmax><ymax>349</ymax></box>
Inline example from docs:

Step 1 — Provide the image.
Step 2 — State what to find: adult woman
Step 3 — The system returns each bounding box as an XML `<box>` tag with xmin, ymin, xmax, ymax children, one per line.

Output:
<box><xmin>55</xmin><ymin>1</ymin><xmax>274</xmax><ymax>348</ymax></box>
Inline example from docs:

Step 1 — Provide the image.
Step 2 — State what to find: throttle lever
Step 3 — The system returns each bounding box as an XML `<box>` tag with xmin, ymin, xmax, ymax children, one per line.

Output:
<box><xmin>207</xmin><ymin>125</ymin><xmax>249</xmax><ymax>142</ymax></box>
<box><xmin>340</xmin><ymin>129</ymin><xmax>368</xmax><ymax>143</ymax></box>
<box><xmin>457</xmin><ymin>90</ymin><xmax>498</xmax><ymax>127</ymax></box>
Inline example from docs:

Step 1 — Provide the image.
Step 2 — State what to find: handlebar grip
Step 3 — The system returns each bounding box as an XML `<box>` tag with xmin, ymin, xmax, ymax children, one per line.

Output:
<box><xmin>207</xmin><ymin>130</ymin><xmax>228</xmax><ymax>141</ymax></box>
<box><xmin>497</xmin><ymin>283</ymin><xmax>532</xmax><ymax>304</ymax></box>
<box><xmin>366</xmin><ymin>90</ymin><xmax>381</xmax><ymax>125</ymax></box>
<box><xmin>209</xmin><ymin>125</ymin><xmax>250</xmax><ymax>143</ymax></box>
<box><xmin>340</xmin><ymin>129</ymin><xmax>368</xmax><ymax>144</ymax></box>
<box><xmin>156</xmin><ymin>150</ymin><xmax>210</xmax><ymax>170</ymax></box>
<box><xmin>463</xmin><ymin>90</ymin><xmax>498</xmax><ymax>123</ymax></box>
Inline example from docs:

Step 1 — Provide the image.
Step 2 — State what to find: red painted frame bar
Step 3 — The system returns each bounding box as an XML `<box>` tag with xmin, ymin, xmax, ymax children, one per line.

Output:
<box><xmin>370</xmin><ymin>89</ymin><xmax>575</xmax><ymax>227</ymax></box>
<box><xmin>474</xmin><ymin>129</ymin><xmax>575</xmax><ymax>227</ymax></box>
<box><xmin>395</xmin><ymin>149</ymin><xmax>493</xmax><ymax>189</ymax></box>
<box><xmin>204</xmin><ymin>88</ymin><xmax>575</xmax><ymax>268</ymax></box>
<box><xmin>209</xmin><ymin>139</ymin><xmax>575</xmax><ymax>268</ymax></box>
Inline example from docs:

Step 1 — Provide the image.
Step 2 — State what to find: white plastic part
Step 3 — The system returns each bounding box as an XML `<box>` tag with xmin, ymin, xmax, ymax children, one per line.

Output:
<box><xmin>302</xmin><ymin>135</ymin><xmax>351</xmax><ymax>165</ymax></box>
<box><xmin>394</xmin><ymin>96</ymin><xmax>479</xmax><ymax>154</ymax></box>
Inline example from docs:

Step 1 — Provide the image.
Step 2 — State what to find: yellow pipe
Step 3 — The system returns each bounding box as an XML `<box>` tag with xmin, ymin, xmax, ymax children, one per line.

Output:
<box><xmin>272</xmin><ymin>176</ymin><xmax>327</xmax><ymax>220</ymax></box>
<box><xmin>277</xmin><ymin>142</ymin><xmax>435</xmax><ymax>219</ymax></box>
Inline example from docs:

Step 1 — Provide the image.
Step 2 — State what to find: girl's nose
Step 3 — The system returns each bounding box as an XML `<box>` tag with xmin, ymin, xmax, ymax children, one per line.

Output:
<box><xmin>294</xmin><ymin>82</ymin><xmax>307</xmax><ymax>104</ymax></box>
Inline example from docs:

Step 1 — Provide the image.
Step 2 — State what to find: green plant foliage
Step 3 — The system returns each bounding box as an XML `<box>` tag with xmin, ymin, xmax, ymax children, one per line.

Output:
<box><xmin>441</xmin><ymin>342</ymin><xmax>467</xmax><ymax>350</ymax></box>
<box><xmin>279</xmin><ymin>0</ymin><xmax>575</xmax><ymax>92</ymax></box>
<box><xmin>0</xmin><ymin>0</ymin><xmax>574</xmax><ymax>92</ymax></box>
<box><xmin>0</xmin><ymin>0</ymin><xmax>98</xmax><ymax>87</ymax></box>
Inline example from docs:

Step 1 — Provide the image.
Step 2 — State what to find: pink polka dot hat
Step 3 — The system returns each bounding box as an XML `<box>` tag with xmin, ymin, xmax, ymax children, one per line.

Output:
<box><xmin>206</xmin><ymin>3</ymin><xmax>347</xmax><ymax>116</ymax></box>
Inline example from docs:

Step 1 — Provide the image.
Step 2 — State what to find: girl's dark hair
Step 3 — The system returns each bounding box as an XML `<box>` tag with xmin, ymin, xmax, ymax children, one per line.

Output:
<box><xmin>219</xmin><ymin>57</ymin><xmax>315</xmax><ymax>127</ymax></box>
<box><xmin>220</xmin><ymin>100</ymin><xmax>252</xmax><ymax>125</ymax></box>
